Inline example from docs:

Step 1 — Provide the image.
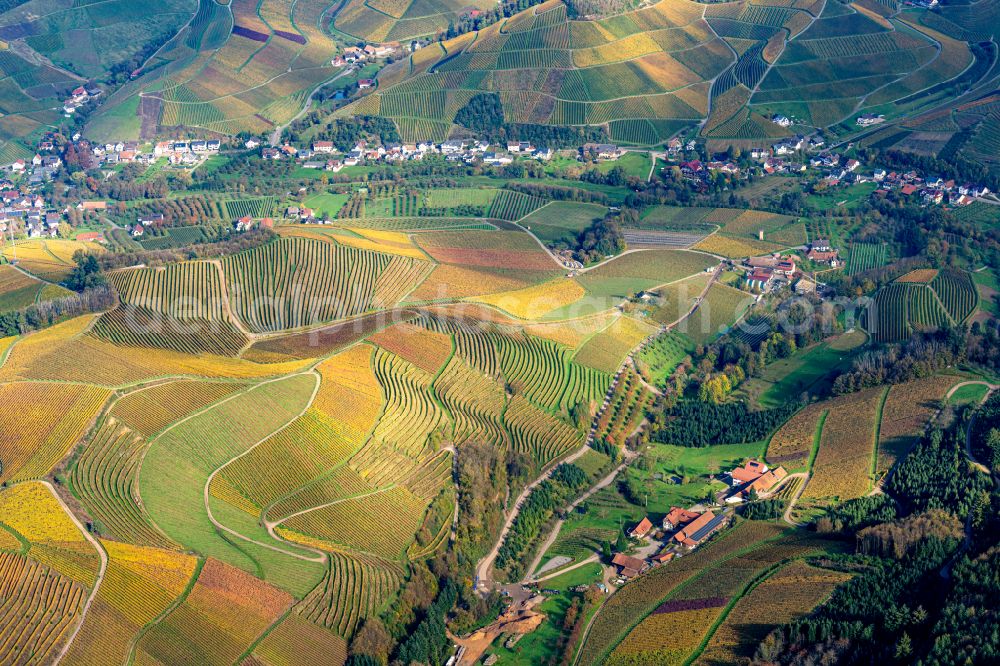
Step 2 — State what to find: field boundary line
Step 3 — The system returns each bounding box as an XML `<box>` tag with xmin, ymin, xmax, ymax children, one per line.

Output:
<box><xmin>125</xmin><ymin>556</ymin><xmax>206</xmax><ymax>664</ymax></box>
<box><xmin>203</xmin><ymin>370</ymin><xmax>328</xmax><ymax>563</ymax></box>
<box><xmin>135</xmin><ymin>371</ymin><xmax>318</xmax><ymax>545</ymax></box>
<box><xmin>868</xmin><ymin>386</ymin><xmax>890</xmax><ymax>492</ymax></box>
<box><xmin>267</xmin><ymin>484</ymin><xmax>396</xmax><ymax>528</ymax></box>
<box><xmin>44</xmin><ymin>480</ymin><xmax>108</xmax><ymax>666</ymax></box>
<box><xmin>207</xmin><ymin>258</ymin><xmax>258</xmax><ymax>342</ymax></box>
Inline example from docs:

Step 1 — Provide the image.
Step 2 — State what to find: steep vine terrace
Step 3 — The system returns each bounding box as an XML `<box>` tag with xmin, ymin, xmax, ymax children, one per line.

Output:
<box><xmin>1</xmin><ymin>98</ymin><xmax>1000</xmax><ymax>666</ymax></box>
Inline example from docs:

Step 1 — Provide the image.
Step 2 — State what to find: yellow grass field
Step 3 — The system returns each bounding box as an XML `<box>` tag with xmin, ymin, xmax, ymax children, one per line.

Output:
<box><xmin>575</xmin><ymin>315</ymin><xmax>657</xmax><ymax>373</ymax></box>
<box><xmin>524</xmin><ymin>310</ymin><xmax>621</xmax><ymax>348</ymax></box>
<box><xmin>0</xmin><ymin>316</ymin><xmax>310</xmax><ymax>386</ymax></box>
<box><xmin>0</xmin><ymin>481</ymin><xmax>100</xmax><ymax>585</ymax></box>
<box><xmin>473</xmin><ymin>277</ymin><xmax>587</xmax><ymax>320</ymax></box>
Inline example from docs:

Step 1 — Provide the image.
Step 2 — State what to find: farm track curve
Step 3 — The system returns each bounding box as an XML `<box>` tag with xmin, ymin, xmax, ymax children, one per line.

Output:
<box><xmin>475</xmin><ymin>264</ymin><xmax>721</xmax><ymax>592</ymax></box>
<box><xmin>45</xmin><ymin>480</ymin><xmax>108</xmax><ymax>666</ymax></box>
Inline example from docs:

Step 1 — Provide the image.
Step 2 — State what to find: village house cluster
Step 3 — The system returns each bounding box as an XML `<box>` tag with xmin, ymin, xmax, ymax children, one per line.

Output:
<box><xmin>743</xmin><ymin>238</ymin><xmax>838</xmax><ymax>294</ymax></box>
<box><xmin>254</xmin><ymin>137</ymin><xmax>556</xmax><ymax>170</ymax></box>
<box><xmin>62</xmin><ymin>84</ymin><xmax>101</xmax><ymax>116</ymax></box>
<box><xmin>0</xmin><ymin>189</ymin><xmax>56</xmax><ymax>239</ymax></box>
<box><xmin>151</xmin><ymin>139</ymin><xmax>221</xmax><ymax>166</ymax></box>
<box><xmin>331</xmin><ymin>39</ymin><xmax>425</xmax><ymax>68</ymax></box>
<box><xmin>871</xmin><ymin>169</ymin><xmax>989</xmax><ymax>208</ymax></box>
<box><xmin>609</xmin><ymin>458</ymin><xmax>786</xmax><ymax>581</ymax></box>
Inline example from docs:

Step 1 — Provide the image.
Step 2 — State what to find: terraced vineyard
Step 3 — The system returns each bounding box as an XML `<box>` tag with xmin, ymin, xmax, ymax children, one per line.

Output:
<box><xmin>336</xmin><ymin>0</ymin><xmax>728</xmax><ymax>144</ymax></box>
<box><xmin>221</xmin><ymin>236</ymin><xmax>434</xmax><ymax>333</ymax></box>
<box><xmin>0</xmin><ymin>187</ymin><xmax>880</xmax><ymax>666</ymax></box>
<box><xmin>866</xmin><ymin>269</ymin><xmax>977</xmax><ymax>341</ymax></box>
<box><xmin>848</xmin><ymin>243</ymin><xmax>890</xmax><ymax>275</ymax></box>
<box><xmin>88</xmin><ymin>0</ymin><xmax>343</xmax><ymax>138</ymax></box>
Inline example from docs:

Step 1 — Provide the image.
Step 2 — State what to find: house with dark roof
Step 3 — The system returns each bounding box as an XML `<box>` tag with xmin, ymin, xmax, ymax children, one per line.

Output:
<box><xmin>673</xmin><ymin>511</ymin><xmax>727</xmax><ymax>548</ymax></box>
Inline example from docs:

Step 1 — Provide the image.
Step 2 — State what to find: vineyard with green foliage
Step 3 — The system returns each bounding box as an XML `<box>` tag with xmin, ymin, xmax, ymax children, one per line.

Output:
<box><xmin>866</xmin><ymin>269</ymin><xmax>978</xmax><ymax>341</ymax></box>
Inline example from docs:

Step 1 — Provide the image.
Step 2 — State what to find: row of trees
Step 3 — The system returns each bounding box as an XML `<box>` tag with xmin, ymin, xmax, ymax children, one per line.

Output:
<box><xmin>831</xmin><ymin>328</ymin><xmax>966</xmax><ymax>395</ymax></box>
<box><xmin>495</xmin><ymin>463</ymin><xmax>588</xmax><ymax>579</ymax></box>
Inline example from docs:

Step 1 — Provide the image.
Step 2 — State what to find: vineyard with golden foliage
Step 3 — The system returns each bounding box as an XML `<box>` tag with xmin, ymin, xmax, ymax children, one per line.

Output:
<box><xmin>71</xmin><ymin>418</ymin><xmax>174</xmax><ymax>548</ymax></box>
<box><xmin>0</xmin><ymin>482</ymin><xmax>100</xmax><ymax>586</ymax></box>
<box><xmin>877</xmin><ymin>375</ymin><xmax>958</xmax><ymax>474</ymax></box>
<box><xmin>369</xmin><ymin>321</ymin><xmax>454</xmax><ymax>373</ymax></box>
<box><xmin>693</xmin><ymin>233</ymin><xmax>783</xmax><ymax>258</ymax></box>
<box><xmin>0</xmin><ymin>551</ymin><xmax>87</xmax><ymax>665</ymax></box>
<box><xmin>767</xmin><ymin>402</ymin><xmax>825</xmax><ymax>465</ymax></box>
<box><xmin>801</xmin><ymin>388</ymin><xmax>885</xmax><ymax>501</ymax></box>
<box><xmin>697</xmin><ymin>561</ymin><xmax>852</xmax><ymax>664</ymax></box>
<box><xmin>576</xmin><ymin>521</ymin><xmax>789</xmax><ymax>666</ymax></box>
<box><xmin>0</xmin><ymin>381</ymin><xmax>110</xmax><ymax>483</ymax></box>
<box><xmin>249</xmin><ymin>613</ymin><xmax>348</xmax><ymax>666</ymax></box>
<box><xmin>473</xmin><ymin>277</ymin><xmax>587</xmax><ymax>320</ymax></box>
<box><xmin>608</xmin><ymin>606</ymin><xmax>724</xmax><ymax>665</ymax></box>
<box><xmin>111</xmin><ymin>379</ymin><xmax>247</xmax><ymax>437</ymax></box>
<box><xmin>607</xmin><ymin>530</ymin><xmax>844</xmax><ymax>665</ymax></box>
<box><xmin>63</xmin><ymin>542</ymin><xmax>198</xmax><ymax>665</ymax></box>
<box><xmin>0</xmin><ymin>316</ymin><xmax>310</xmax><ymax>386</ymax></box>
<box><xmin>134</xmin><ymin>558</ymin><xmax>293</xmax><ymax>666</ymax></box>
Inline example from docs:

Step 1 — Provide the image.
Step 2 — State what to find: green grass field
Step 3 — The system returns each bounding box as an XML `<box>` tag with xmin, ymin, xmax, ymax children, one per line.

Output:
<box><xmin>749</xmin><ymin>329</ymin><xmax>868</xmax><ymax>407</ymax></box>
<box><xmin>973</xmin><ymin>268</ymin><xmax>1000</xmax><ymax>317</ymax></box>
<box><xmin>593</xmin><ymin>152</ymin><xmax>651</xmax><ymax>180</ymax></box>
<box><xmin>947</xmin><ymin>382</ymin><xmax>990</xmax><ymax>405</ymax></box>
<box><xmin>303</xmin><ymin>193</ymin><xmax>350</xmax><ymax>218</ymax></box>
<box><xmin>636</xmin><ymin>330</ymin><xmax>693</xmax><ymax>388</ymax></box>
<box><xmin>138</xmin><ymin>374</ymin><xmax>325</xmax><ymax>596</ymax></box>
<box><xmin>520</xmin><ymin>201</ymin><xmax>608</xmax><ymax>245</ymax></box>
<box><xmin>805</xmin><ymin>182</ymin><xmax>878</xmax><ymax>211</ymax></box>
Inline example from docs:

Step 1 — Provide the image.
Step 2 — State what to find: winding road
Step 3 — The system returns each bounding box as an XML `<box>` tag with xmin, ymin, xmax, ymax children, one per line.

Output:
<box><xmin>475</xmin><ymin>264</ymin><xmax>722</xmax><ymax>592</ymax></box>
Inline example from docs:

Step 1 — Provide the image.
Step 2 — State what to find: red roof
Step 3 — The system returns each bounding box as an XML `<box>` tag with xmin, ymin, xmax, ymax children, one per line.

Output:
<box><xmin>745</xmin><ymin>467</ymin><xmax>787</xmax><ymax>495</ymax></box>
<box><xmin>611</xmin><ymin>553</ymin><xmax>645</xmax><ymax>573</ymax></box>
<box><xmin>901</xmin><ymin>184</ymin><xmax>918</xmax><ymax>195</ymax></box>
<box><xmin>807</xmin><ymin>249</ymin><xmax>838</xmax><ymax>262</ymax></box>
<box><xmin>630</xmin><ymin>517</ymin><xmax>653</xmax><ymax>538</ymax></box>
<box><xmin>663</xmin><ymin>507</ymin><xmax>700</xmax><ymax>529</ymax></box>
<box><xmin>731</xmin><ymin>460</ymin><xmax>768</xmax><ymax>484</ymax></box>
